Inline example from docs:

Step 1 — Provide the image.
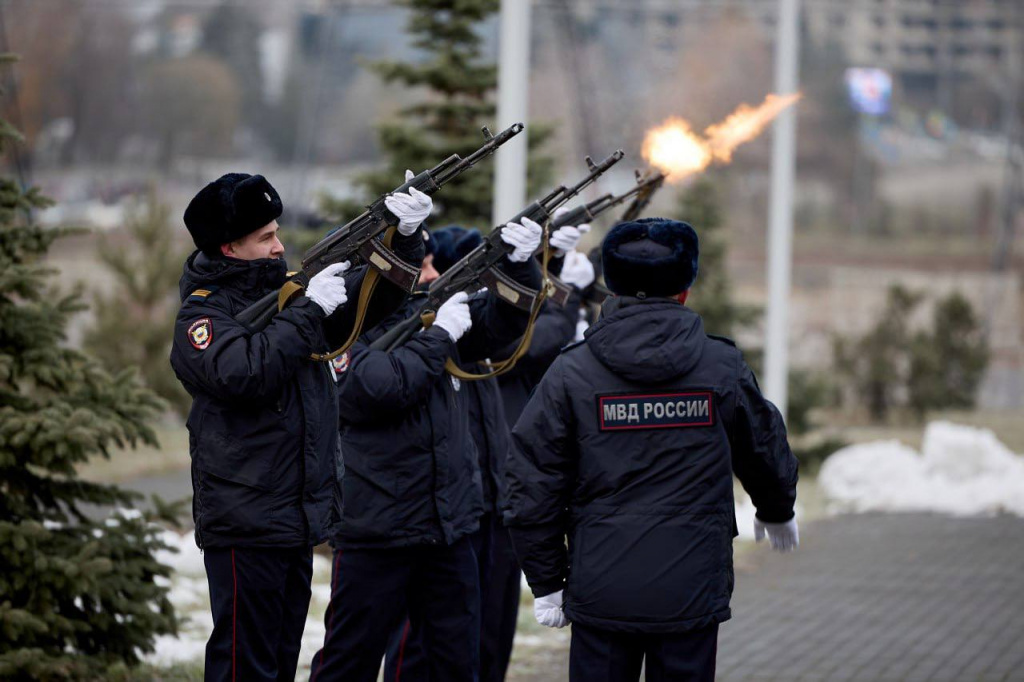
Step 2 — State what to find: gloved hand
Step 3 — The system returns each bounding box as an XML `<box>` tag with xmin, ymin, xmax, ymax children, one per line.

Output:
<box><xmin>501</xmin><ymin>217</ymin><xmax>543</xmax><ymax>262</ymax></box>
<box><xmin>384</xmin><ymin>170</ymin><xmax>433</xmax><ymax>236</ymax></box>
<box><xmin>306</xmin><ymin>262</ymin><xmax>350</xmax><ymax>316</ymax></box>
<box><xmin>433</xmin><ymin>291</ymin><xmax>473</xmax><ymax>342</ymax></box>
<box><xmin>549</xmin><ymin>207</ymin><xmax>591</xmax><ymax>256</ymax></box>
<box><xmin>754</xmin><ymin>517</ymin><xmax>799</xmax><ymax>552</ymax></box>
<box><xmin>534</xmin><ymin>590</ymin><xmax>569</xmax><ymax>628</ymax></box>
<box><xmin>559</xmin><ymin>250</ymin><xmax>595</xmax><ymax>290</ymax></box>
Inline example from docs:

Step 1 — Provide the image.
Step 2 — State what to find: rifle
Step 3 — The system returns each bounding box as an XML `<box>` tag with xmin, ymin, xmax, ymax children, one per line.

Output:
<box><xmin>368</xmin><ymin>150</ymin><xmax>625</xmax><ymax>355</ymax></box>
<box><xmin>234</xmin><ymin>123</ymin><xmax>525</xmax><ymax>332</ymax></box>
<box><xmin>544</xmin><ymin>169</ymin><xmax>667</xmax><ymax>305</ymax></box>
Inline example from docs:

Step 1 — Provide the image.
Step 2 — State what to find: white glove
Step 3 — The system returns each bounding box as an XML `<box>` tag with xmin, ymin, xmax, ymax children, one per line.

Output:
<box><xmin>306</xmin><ymin>262</ymin><xmax>350</xmax><ymax>316</ymax></box>
<box><xmin>433</xmin><ymin>291</ymin><xmax>472</xmax><ymax>342</ymax></box>
<box><xmin>550</xmin><ymin>206</ymin><xmax>591</xmax><ymax>256</ymax></box>
<box><xmin>559</xmin><ymin>250</ymin><xmax>595</xmax><ymax>290</ymax></box>
<box><xmin>384</xmin><ymin>170</ymin><xmax>432</xmax><ymax>236</ymax></box>
<box><xmin>501</xmin><ymin>217</ymin><xmax>543</xmax><ymax>262</ymax></box>
<box><xmin>534</xmin><ymin>590</ymin><xmax>569</xmax><ymax>628</ymax></box>
<box><xmin>754</xmin><ymin>517</ymin><xmax>799</xmax><ymax>552</ymax></box>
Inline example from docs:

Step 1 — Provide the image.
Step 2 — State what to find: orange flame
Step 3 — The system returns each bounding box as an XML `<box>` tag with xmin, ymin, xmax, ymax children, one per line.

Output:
<box><xmin>642</xmin><ymin>92</ymin><xmax>802</xmax><ymax>181</ymax></box>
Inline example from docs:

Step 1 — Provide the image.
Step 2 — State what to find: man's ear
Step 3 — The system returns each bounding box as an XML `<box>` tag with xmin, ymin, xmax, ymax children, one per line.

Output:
<box><xmin>220</xmin><ymin>242</ymin><xmax>234</xmax><ymax>257</ymax></box>
<box><xmin>676</xmin><ymin>290</ymin><xmax>689</xmax><ymax>305</ymax></box>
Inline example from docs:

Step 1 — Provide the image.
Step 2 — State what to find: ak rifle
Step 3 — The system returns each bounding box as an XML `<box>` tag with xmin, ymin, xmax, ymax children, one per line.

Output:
<box><xmin>369</xmin><ymin>150</ymin><xmax>625</xmax><ymax>354</ymax></box>
<box><xmin>544</xmin><ymin>169</ymin><xmax>667</xmax><ymax>305</ymax></box>
<box><xmin>235</xmin><ymin>123</ymin><xmax>525</xmax><ymax>331</ymax></box>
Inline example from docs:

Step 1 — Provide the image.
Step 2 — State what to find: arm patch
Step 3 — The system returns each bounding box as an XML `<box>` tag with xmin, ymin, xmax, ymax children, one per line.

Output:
<box><xmin>596</xmin><ymin>391</ymin><xmax>714</xmax><ymax>431</ymax></box>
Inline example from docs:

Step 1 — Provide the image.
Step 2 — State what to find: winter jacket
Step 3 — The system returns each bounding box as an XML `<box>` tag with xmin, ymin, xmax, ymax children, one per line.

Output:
<box><xmin>503</xmin><ymin>296</ymin><xmax>798</xmax><ymax>634</ymax></box>
<box><xmin>170</xmin><ymin>233</ymin><xmax>422</xmax><ymax>549</ymax></box>
<box><xmin>331</xmin><ymin>258</ymin><xmax>541</xmax><ymax>549</ymax></box>
<box><xmin>497</xmin><ymin>292</ymin><xmax>582</xmax><ymax>429</ymax></box>
<box><xmin>463</xmin><ymin>369</ymin><xmax>510</xmax><ymax>514</ymax></box>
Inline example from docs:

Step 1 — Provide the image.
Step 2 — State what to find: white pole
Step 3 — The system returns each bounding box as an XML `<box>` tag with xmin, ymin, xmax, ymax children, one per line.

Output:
<box><xmin>764</xmin><ymin>0</ymin><xmax>800</xmax><ymax>419</ymax></box>
<box><xmin>492</xmin><ymin>0</ymin><xmax>532</xmax><ymax>227</ymax></box>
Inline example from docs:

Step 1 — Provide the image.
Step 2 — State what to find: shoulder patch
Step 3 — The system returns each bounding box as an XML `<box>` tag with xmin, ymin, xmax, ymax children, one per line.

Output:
<box><xmin>188</xmin><ymin>318</ymin><xmax>213</xmax><ymax>350</ymax></box>
<box><xmin>706</xmin><ymin>333</ymin><xmax>737</xmax><ymax>347</ymax></box>
<box><xmin>329</xmin><ymin>351</ymin><xmax>350</xmax><ymax>382</ymax></box>
<box><xmin>187</xmin><ymin>285</ymin><xmax>220</xmax><ymax>304</ymax></box>
<box><xmin>596</xmin><ymin>390</ymin><xmax>714</xmax><ymax>431</ymax></box>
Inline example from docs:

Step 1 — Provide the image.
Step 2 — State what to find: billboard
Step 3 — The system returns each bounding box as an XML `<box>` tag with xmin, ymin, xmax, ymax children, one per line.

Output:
<box><xmin>845</xmin><ymin>67</ymin><xmax>893</xmax><ymax>116</ymax></box>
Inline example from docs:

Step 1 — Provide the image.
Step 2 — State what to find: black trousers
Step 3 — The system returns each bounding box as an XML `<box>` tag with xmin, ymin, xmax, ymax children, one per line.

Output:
<box><xmin>203</xmin><ymin>547</ymin><xmax>313</xmax><ymax>682</ymax></box>
<box><xmin>569</xmin><ymin>622</ymin><xmax>719</xmax><ymax>682</ymax></box>
<box><xmin>382</xmin><ymin>514</ymin><xmax>520</xmax><ymax>682</ymax></box>
<box><xmin>309</xmin><ymin>538</ymin><xmax>480</xmax><ymax>682</ymax></box>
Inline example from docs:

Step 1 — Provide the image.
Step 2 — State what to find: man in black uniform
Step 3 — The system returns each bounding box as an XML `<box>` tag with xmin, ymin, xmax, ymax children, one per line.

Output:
<box><xmin>309</xmin><ymin>218</ymin><xmax>543</xmax><ymax>682</ymax></box>
<box><xmin>503</xmin><ymin>217</ymin><xmax>800</xmax><ymax>682</ymax></box>
<box><xmin>170</xmin><ymin>171</ymin><xmax>429</xmax><ymax>682</ymax></box>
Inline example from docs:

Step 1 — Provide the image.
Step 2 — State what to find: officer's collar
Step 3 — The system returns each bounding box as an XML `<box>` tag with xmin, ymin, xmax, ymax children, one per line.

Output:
<box><xmin>192</xmin><ymin>251</ymin><xmax>289</xmax><ymax>295</ymax></box>
<box><xmin>600</xmin><ymin>294</ymin><xmax>679</xmax><ymax>317</ymax></box>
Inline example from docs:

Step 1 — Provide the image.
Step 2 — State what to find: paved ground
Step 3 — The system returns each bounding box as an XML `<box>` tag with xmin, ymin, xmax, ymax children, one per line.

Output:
<box><xmin>716</xmin><ymin>513</ymin><xmax>1024</xmax><ymax>682</ymax></box>
<box><xmin>113</xmin><ymin>466</ymin><xmax>1024</xmax><ymax>681</ymax></box>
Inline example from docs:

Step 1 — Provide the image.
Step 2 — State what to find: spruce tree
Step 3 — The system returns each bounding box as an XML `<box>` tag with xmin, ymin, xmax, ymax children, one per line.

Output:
<box><xmin>323</xmin><ymin>0</ymin><xmax>554</xmax><ymax>229</ymax></box>
<box><xmin>676</xmin><ymin>176</ymin><xmax>759</xmax><ymax>338</ymax></box>
<box><xmin>0</xmin><ymin>55</ymin><xmax>177</xmax><ymax>679</ymax></box>
<box><xmin>84</xmin><ymin>191</ymin><xmax>191</xmax><ymax>417</ymax></box>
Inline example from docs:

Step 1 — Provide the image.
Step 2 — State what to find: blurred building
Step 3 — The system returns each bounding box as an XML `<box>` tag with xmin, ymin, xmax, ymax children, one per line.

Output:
<box><xmin>805</xmin><ymin>0</ymin><xmax>1021</xmax><ymax>111</ymax></box>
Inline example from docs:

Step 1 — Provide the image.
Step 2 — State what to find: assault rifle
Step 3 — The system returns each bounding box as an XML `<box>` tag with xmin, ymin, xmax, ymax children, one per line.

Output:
<box><xmin>235</xmin><ymin>123</ymin><xmax>525</xmax><ymax>331</ymax></box>
<box><xmin>368</xmin><ymin>150</ymin><xmax>625</xmax><ymax>353</ymax></box>
<box><xmin>544</xmin><ymin>169</ymin><xmax>667</xmax><ymax>305</ymax></box>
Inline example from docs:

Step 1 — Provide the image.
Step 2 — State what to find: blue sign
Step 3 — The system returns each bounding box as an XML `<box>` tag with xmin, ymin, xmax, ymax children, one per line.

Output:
<box><xmin>845</xmin><ymin>68</ymin><xmax>892</xmax><ymax>116</ymax></box>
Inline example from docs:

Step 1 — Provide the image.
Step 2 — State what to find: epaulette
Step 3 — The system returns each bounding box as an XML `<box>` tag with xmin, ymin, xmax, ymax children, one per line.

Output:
<box><xmin>706</xmin><ymin>333</ymin><xmax>737</xmax><ymax>347</ymax></box>
<box><xmin>186</xmin><ymin>285</ymin><xmax>220</xmax><ymax>304</ymax></box>
<box><xmin>559</xmin><ymin>339</ymin><xmax>586</xmax><ymax>354</ymax></box>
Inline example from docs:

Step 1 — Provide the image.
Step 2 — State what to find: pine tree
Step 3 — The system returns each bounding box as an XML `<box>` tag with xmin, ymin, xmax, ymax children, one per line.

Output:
<box><xmin>0</xmin><ymin>55</ymin><xmax>177</xmax><ymax>679</ymax></box>
<box><xmin>676</xmin><ymin>175</ymin><xmax>759</xmax><ymax>338</ymax></box>
<box><xmin>84</xmin><ymin>191</ymin><xmax>191</xmax><ymax>417</ymax></box>
<box><xmin>907</xmin><ymin>292</ymin><xmax>989</xmax><ymax>419</ymax></box>
<box><xmin>323</xmin><ymin>0</ymin><xmax>554</xmax><ymax>229</ymax></box>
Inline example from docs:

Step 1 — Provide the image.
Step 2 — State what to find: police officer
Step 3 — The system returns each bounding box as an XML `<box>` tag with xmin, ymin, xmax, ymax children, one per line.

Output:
<box><xmin>309</xmin><ymin>219</ymin><xmax>544</xmax><ymax>682</ymax></box>
<box><xmin>503</xmin><ymin>217</ymin><xmax>800</xmax><ymax>682</ymax></box>
<box><xmin>479</xmin><ymin>212</ymin><xmax>595</xmax><ymax>682</ymax></box>
<box><xmin>170</xmin><ymin>171</ymin><xmax>430</xmax><ymax>682</ymax></box>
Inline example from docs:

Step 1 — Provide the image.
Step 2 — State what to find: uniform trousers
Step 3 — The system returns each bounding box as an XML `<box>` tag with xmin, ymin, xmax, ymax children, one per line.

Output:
<box><xmin>203</xmin><ymin>547</ymin><xmax>313</xmax><ymax>682</ymax></box>
<box><xmin>309</xmin><ymin>537</ymin><xmax>480</xmax><ymax>682</ymax></box>
<box><xmin>569</xmin><ymin>622</ymin><xmax>718</xmax><ymax>682</ymax></box>
<box><xmin>382</xmin><ymin>513</ymin><xmax>520</xmax><ymax>682</ymax></box>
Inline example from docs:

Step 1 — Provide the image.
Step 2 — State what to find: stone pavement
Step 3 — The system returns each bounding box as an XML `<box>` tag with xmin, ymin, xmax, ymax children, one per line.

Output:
<box><xmin>716</xmin><ymin>513</ymin><xmax>1024</xmax><ymax>681</ymax></box>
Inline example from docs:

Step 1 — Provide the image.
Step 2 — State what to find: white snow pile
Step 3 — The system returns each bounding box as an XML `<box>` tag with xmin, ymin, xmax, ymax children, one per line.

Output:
<box><xmin>819</xmin><ymin>421</ymin><xmax>1024</xmax><ymax>517</ymax></box>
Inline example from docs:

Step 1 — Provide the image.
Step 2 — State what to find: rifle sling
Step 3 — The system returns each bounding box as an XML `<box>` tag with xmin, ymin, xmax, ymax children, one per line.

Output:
<box><xmin>422</xmin><ymin>229</ymin><xmax>554</xmax><ymax>382</ymax></box>
<box><xmin>272</xmin><ymin>227</ymin><xmax>402</xmax><ymax>362</ymax></box>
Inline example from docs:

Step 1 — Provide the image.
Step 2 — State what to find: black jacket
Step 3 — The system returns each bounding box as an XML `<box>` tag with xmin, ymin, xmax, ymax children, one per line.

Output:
<box><xmin>463</xmin><ymin>370</ymin><xmax>510</xmax><ymax>514</ymax></box>
<box><xmin>497</xmin><ymin>292</ymin><xmax>581</xmax><ymax>429</ymax></box>
<box><xmin>331</xmin><ymin>259</ymin><xmax>541</xmax><ymax>549</ymax></box>
<box><xmin>170</xmin><ymin>233</ymin><xmax>422</xmax><ymax>549</ymax></box>
<box><xmin>503</xmin><ymin>297</ymin><xmax>798</xmax><ymax>634</ymax></box>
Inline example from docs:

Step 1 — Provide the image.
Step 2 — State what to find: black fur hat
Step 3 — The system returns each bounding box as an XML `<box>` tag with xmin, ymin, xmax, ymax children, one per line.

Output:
<box><xmin>430</xmin><ymin>225</ymin><xmax>483</xmax><ymax>275</ymax></box>
<box><xmin>183</xmin><ymin>173</ymin><xmax>283</xmax><ymax>253</ymax></box>
<box><xmin>602</xmin><ymin>217</ymin><xmax>699</xmax><ymax>298</ymax></box>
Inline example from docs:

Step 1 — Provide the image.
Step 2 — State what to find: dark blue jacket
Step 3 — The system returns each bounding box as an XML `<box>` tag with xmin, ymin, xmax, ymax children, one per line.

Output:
<box><xmin>331</xmin><ymin>259</ymin><xmax>541</xmax><ymax>549</ymax></box>
<box><xmin>497</xmin><ymin>292</ymin><xmax>582</xmax><ymax>429</ymax></box>
<box><xmin>503</xmin><ymin>297</ymin><xmax>798</xmax><ymax>634</ymax></box>
<box><xmin>170</xmin><ymin>234</ymin><xmax>422</xmax><ymax>549</ymax></box>
<box><xmin>463</xmin><ymin>369</ymin><xmax>509</xmax><ymax>514</ymax></box>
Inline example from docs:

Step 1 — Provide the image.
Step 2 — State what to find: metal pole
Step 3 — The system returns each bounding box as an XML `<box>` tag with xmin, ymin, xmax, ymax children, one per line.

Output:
<box><xmin>492</xmin><ymin>0</ymin><xmax>532</xmax><ymax>226</ymax></box>
<box><xmin>764</xmin><ymin>0</ymin><xmax>800</xmax><ymax>418</ymax></box>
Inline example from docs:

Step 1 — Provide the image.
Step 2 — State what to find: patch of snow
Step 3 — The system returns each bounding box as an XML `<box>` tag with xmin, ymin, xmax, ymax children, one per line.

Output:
<box><xmin>819</xmin><ymin>421</ymin><xmax>1024</xmax><ymax>517</ymax></box>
